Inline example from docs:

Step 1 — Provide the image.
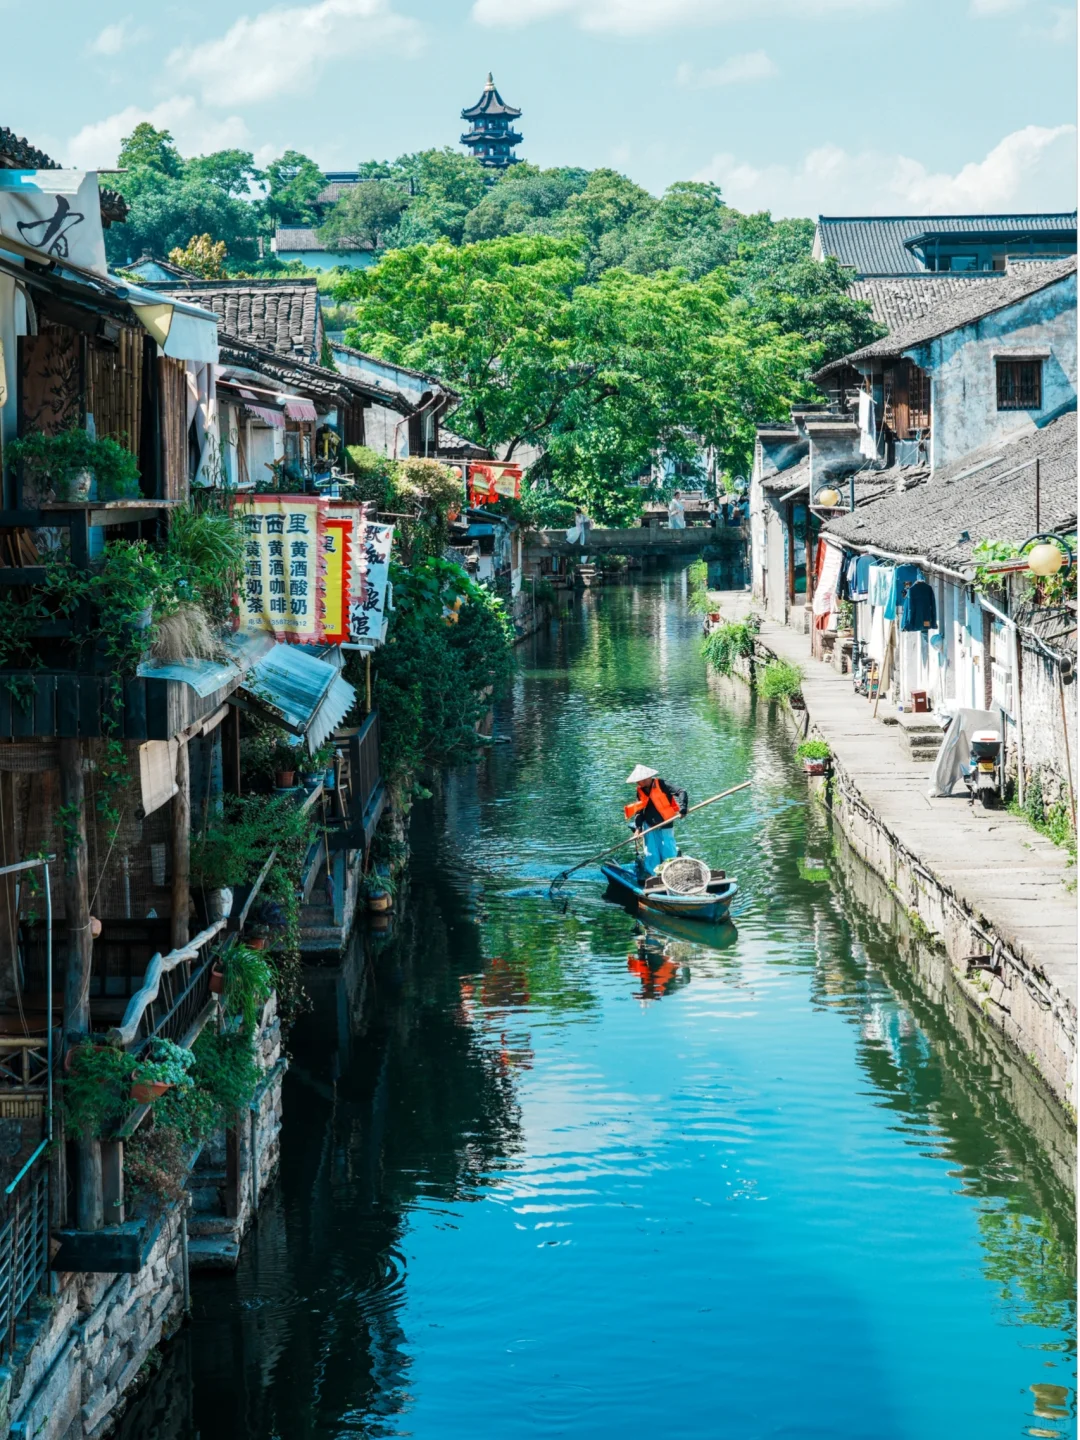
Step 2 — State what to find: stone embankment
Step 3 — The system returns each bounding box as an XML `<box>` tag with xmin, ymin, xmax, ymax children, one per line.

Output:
<box><xmin>716</xmin><ymin>592</ymin><xmax>1076</xmax><ymax>1115</ymax></box>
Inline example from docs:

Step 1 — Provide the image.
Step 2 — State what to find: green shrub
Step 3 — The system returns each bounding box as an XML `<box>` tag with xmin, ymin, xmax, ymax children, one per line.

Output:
<box><xmin>686</xmin><ymin>558</ymin><xmax>712</xmax><ymax>615</ymax></box>
<box><xmin>796</xmin><ymin>739</ymin><xmax>830</xmax><ymax>762</ymax></box>
<box><xmin>757</xmin><ymin>658</ymin><xmax>803</xmax><ymax>701</ymax></box>
<box><xmin>702</xmin><ymin>619</ymin><xmax>755</xmax><ymax>676</ymax></box>
<box><xmin>7</xmin><ymin>428</ymin><xmax>141</xmax><ymax>500</ymax></box>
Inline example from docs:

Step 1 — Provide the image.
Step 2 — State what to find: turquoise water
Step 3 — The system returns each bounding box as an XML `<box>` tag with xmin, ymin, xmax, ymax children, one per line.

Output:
<box><xmin>122</xmin><ymin>579</ymin><xmax>1075</xmax><ymax>1440</ymax></box>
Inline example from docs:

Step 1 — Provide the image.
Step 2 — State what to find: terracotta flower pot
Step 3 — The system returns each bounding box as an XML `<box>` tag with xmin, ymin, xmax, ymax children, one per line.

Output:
<box><xmin>274</xmin><ymin>770</ymin><xmax>296</xmax><ymax>789</ymax></box>
<box><xmin>131</xmin><ymin>1080</ymin><xmax>172</xmax><ymax>1105</ymax></box>
<box><xmin>209</xmin><ymin>962</ymin><xmax>225</xmax><ymax>994</ymax></box>
<box><xmin>803</xmin><ymin>759</ymin><xmax>830</xmax><ymax>776</ymax></box>
<box><xmin>367</xmin><ymin>892</ymin><xmax>391</xmax><ymax>914</ymax></box>
<box><xmin>246</xmin><ymin>936</ymin><xmax>268</xmax><ymax>951</ymax></box>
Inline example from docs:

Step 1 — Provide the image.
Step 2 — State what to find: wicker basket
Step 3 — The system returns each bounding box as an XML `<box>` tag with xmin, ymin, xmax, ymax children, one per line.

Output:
<box><xmin>658</xmin><ymin>856</ymin><xmax>711</xmax><ymax>894</ymax></box>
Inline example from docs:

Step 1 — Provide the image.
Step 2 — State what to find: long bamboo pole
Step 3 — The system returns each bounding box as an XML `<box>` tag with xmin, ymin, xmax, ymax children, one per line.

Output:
<box><xmin>549</xmin><ymin>781</ymin><xmax>752</xmax><ymax>893</ymax></box>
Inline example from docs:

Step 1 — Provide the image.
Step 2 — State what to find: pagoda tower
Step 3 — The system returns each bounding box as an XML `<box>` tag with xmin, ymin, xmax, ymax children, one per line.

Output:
<box><xmin>460</xmin><ymin>74</ymin><xmax>522</xmax><ymax>170</ymax></box>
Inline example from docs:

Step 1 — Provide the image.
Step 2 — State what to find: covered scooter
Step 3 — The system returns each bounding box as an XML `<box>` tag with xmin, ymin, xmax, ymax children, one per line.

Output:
<box><xmin>961</xmin><ymin>729</ymin><xmax>1003</xmax><ymax>808</ymax></box>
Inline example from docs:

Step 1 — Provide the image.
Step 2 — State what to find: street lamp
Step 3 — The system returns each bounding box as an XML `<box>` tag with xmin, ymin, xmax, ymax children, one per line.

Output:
<box><xmin>1020</xmin><ymin>532</ymin><xmax>1074</xmax><ymax>577</ymax></box>
<box><xmin>816</xmin><ymin>487</ymin><xmax>841</xmax><ymax>508</ymax></box>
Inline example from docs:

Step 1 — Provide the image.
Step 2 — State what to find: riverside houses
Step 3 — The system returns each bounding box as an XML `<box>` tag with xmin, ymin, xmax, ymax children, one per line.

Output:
<box><xmin>0</xmin><ymin>136</ymin><xmax>391</xmax><ymax>1438</ymax></box>
<box><xmin>750</xmin><ymin>255</ymin><xmax>1077</xmax><ymax>808</ymax></box>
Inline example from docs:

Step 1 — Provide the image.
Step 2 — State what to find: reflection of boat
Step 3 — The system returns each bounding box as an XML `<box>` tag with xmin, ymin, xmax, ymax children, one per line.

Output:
<box><xmin>635</xmin><ymin>911</ymin><xmax>739</xmax><ymax>952</ymax></box>
<box><xmin>601</xmin><ymin>860</ymin><xmax>738</xmax><ymax>923</ymax></box>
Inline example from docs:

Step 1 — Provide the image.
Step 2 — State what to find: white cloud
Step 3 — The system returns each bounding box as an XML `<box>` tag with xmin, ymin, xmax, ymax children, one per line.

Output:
<box><xmin>676</xmin><ymin>51</ymin><xmax>777</xmax><ymax>87</ymax></box>
<box><xmin>472</xmin><ymin>0</ymin><xmax>882</xmax><ymax>33</ymax></box>
<box><xmin>89</xmin><ymin>19</ymin><xmax>143</xmax><ymax>55</ymax></box>
<box><xmin>968</xmin><ymin>0</ymin><xmax>1024</xmax><ymax>13</ymax></box>
<box><xmin>695</xmin><ymin>125</ymin><xmax>1078</xmax><ymax>218</ymax></box>
<box><xmin>168</xmin><ymin>0</ymin><xmax>422</xmax><ymax>106</ymax></box>
<box><xmin>66</xmin><ymin>98</ymin><xmax>252</xmax><ymax>169</ymax></box>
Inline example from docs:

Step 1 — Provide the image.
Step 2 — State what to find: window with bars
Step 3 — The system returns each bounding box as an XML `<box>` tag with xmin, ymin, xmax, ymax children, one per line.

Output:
<box><xmin>908</xmin><ymin>364</ymin><xmax>931</xmax><ymax>431</ymax></box>
<box><xmin>996</xmin><ymin>360</ymin><xmax>1042</xmax><ymax>411</ymax></box>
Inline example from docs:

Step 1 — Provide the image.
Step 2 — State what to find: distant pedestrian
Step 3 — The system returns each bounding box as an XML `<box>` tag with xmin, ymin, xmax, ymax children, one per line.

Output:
<box><xmin>575</xmin><ymin>508</ymin><xmax>592</xmax><ymax>547</ymax></box>
<box><xmin>668</xmin><ymin>492</ymin><xmax>686</xmax><ymax>530</ymax></box>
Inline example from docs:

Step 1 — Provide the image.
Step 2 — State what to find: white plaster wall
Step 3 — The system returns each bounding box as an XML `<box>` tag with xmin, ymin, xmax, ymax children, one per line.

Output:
<box><xmin>764</xmin><ymin>503</ymin><xmax>788</xmax><ymax>624</ymax></box>
<box><xmin>1019</xmin><ymin>642</ymin><xmax>1078</xmax><ymax>802</ymax></box>
<box><xmin>914</xmin><ymin>274</ymin><xmax>1077</xmax><ymax>470</ymax></box>
<box><xmin>363</xmin><ymin>403</ymin><xmax>404</xmax><ymax>458</ymax></box>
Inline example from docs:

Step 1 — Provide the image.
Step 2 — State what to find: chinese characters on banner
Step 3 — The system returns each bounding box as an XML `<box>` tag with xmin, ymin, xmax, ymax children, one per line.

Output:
<box><xmin>467</xmin><ymin>462</ymin><xmax>522</xmax><ymax>507</ymax></box>
<box><xmin>237</xmin><ymin>495</ymin><xmax>327</xmax><ymax>642</ymax></box>
<box><xmin>321</xmin><ymin>506</ymin><xmax>359</xmax><ymax>645</ymax></box>
<box><xmin>349</xmin><ymin>522</ymin><xmax>394</xmax><ymax>649</ymax></box>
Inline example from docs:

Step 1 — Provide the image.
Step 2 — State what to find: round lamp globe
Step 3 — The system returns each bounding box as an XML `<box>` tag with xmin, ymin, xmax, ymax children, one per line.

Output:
<box><xmin>1028</xmin><ymin>543</ymin><xmax>1065</xmax><ymax>577</ymax></box>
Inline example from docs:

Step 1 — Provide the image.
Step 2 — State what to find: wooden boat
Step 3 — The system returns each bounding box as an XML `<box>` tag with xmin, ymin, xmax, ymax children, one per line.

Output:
<box><xmin>601</xmin><ymin>860</ymin><xmax>738</xmax><ymax>922</ymax></box>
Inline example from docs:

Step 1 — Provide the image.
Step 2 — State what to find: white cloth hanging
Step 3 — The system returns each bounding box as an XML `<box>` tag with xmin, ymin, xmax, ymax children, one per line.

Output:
<box><xmin>858</xmin><ymin>390</ymin><xmax>878</xmax><ymax>459</ymax></box>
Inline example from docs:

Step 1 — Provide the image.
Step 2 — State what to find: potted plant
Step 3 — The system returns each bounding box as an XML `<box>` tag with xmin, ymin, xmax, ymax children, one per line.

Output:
<box><xmin>796</xmin><ymin>738</ymin><xmax>832</xmax><ymax>776</ymax></box>
<box><xmin>273</xmin><ymin>737</ymin><xmax>299</xmax><ymax>790</ymax></box>
<box><xmin>6</xmin><ymin>429</ymin><xmax>141</xmax><ymax>502</ymax></box>
<box><xmin>245</xmin><ymin>924</ymin><xmax>270</xmax><ymax>951</ymax></box>
<box><xmin>129</xmin><ymin>1037</ymin><xmax>195</xmax><ymax>1105</ymax></box>
<box><xmin>362</xmin><ymin>868</ymin><xmax>396</xmax><ymax>914</ymax></box>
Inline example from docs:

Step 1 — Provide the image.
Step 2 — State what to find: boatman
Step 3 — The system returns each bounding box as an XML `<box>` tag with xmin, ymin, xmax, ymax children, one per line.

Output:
<box><xmin>624</xmin><ymin>765</ymin><xmax>689</xmax><ymax>875</ymax></box>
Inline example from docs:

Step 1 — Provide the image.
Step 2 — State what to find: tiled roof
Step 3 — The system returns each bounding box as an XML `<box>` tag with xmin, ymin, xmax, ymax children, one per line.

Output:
<box><xmin>761</xmin><ymin>459</ymin><xmax>809</xmax><ymax>495</ymax></box>
<box><xmin>822</xmin><ymin>410</ymin><xmax>1077</xmax><ymax>572</ymax></box>
<box><xmin>153</xmin><ymin>278</ymin><xmax>323</xmax><ymax>362</ymax></box>
<box><xmin>816</xmin><ymin>214</ymin><xmax>1077</xmax><ymax>276</ymax></box>
<box><xmin>462</xmin><ymin>74</ymin><xmax>521</xmax><ymax>120</ymax></box>
<box><xmin>273</xmin><ymin>226</ymin><xmax>373</xmax><ymax>254</ymax></box>
<box><xmin>848</xmin><ymin>275</ymin><xmax>999</xmax><ymax>333</ymax></box>
<box><xmin>123</xmin><ymin>254</ymin><xmax>200</xmax><ymax>280</ymax></box>
<box><xmin>330</xmin><ymin>340</ymin><xmax>457</xmax><ymax>393</ymax></box>
<box><xmin>218</xmin><ymin>334</ymin><xmax>392</xmax><ymax>409</ymax></box>
<box><xmin>820</xmin><ymin>257</ymin><xmax>1077</xmax><ymax>375</ymax></box>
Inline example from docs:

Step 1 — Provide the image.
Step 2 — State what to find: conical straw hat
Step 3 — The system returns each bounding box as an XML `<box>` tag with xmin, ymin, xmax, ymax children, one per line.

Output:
<box><xmin>625</xmin><ymin>764</ymin><xmax>659</xmax><ymax>784</ymax></box>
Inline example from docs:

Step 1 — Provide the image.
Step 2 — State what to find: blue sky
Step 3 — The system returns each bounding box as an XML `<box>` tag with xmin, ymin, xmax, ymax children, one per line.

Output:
<box><xmin>5</xmin><ymin>0</ymin><xmax>1077</xmax><ymax>217</ymax></box>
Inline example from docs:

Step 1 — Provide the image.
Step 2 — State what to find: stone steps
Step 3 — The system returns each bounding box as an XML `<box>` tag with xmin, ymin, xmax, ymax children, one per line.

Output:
<box><xmin>187</xmin><ymin>1235</ymin><xmax>240</xmax><ymax>1270</ymax></box>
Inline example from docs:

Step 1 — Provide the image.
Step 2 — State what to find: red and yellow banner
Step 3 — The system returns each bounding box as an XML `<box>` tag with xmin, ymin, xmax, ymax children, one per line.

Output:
<box><xmin>321</xmin><ymin>504</ymin><xmax>361</xmax><ymax>645</ymax></box>
<box><xmin>467</xmin><ymin>462</ymin><xmax>522</xmax><ymax>506</ymax></box>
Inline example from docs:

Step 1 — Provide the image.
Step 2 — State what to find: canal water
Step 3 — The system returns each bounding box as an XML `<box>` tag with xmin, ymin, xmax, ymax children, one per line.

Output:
<box><xmin>121</xmin><ymin>579</ymin><xmax>1075</xmax><ymax>1440</ymax></box>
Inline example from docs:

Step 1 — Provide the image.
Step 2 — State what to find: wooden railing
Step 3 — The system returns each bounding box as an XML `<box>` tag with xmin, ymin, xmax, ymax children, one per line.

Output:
<box><xmin>353</xmin><ymin>709</ymin><xmax>381</xmax><ymax>818</ymax></box>
<box><xmin>107</xmin><ymin>920</ymin><xmax>226</xmax><ymax>1049</ymax></box>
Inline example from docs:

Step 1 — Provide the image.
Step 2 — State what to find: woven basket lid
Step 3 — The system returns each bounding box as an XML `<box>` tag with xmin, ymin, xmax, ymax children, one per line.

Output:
<box><xmin>658</xmin><ymin>856</ymin><xmax>711</xmax><ymax>895</ymax></box>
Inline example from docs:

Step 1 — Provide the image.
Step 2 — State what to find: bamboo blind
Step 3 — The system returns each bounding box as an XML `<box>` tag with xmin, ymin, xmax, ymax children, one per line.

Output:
<box><xmin>159</xmin><ymin>356</ymin><xmax>188</xmax><ymax>501</ymax></box>
<box><xmin>86</xmin><ymin>326</ymin><xmax>143</xmax><ymax>456</ymax></box>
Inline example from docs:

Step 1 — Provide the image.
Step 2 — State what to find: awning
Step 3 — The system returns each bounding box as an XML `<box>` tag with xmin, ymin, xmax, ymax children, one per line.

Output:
<box><xmin>137</xmin><ymin>656</ymin><xmax>241</xmax><ymax>697</ymax></box>
<box><xmin>235</xmin><ymin>643</ymin><xmax>357</xmax><ymax>753</ymax></box>
<box><xmin>245</xmin><ymin>405</ymin><xmax>285</xmax><ymax>429</ymax></box>
<box><xmin>777</xmin><ymin>476</ymin><xmax>811</xmax><ymax>503</ymax></box>
<box><xmin>283</xmin><ymin>398</ymin><xmax>318</xmax><ymax>422</ymax></box>
<box><xmin>117</xmin><ymin>278</ymin><xmax>218</xmax><ymax>363</ymax></box>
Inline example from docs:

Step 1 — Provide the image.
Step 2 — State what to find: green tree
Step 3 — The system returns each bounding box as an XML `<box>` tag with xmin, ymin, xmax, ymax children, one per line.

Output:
<box><xmin>106</xmin><ymin>172</ymin><xmax>258</xmax><ymax>266</ymax></box>
<box><xmin>555</xmin><ymin>168</ymin><xmax>656</xmax><ymax>270</ymax></box>
<box><xmin>462</xmin><ymin>164</ymin><xmax>590</xmax><ymax>242</ymax></box>
<box><xmin>319</xmin><ymin>180</ymin><xmax>411</xmax><ymax>251</ymax></box>
<box><xmin>338</xmin><ymin>234</ymin><xmax>810</xmax><ymax>522</ymax></box>
<box><xmin>184</xmin><ymin>149</ymin><xmax>262</xmax><ymax>198</ymax></box>
<box><xmin>263</xmin><ymin>151</ymin><xmax>326</xmax><ymax>227</ymax></box>
<box><xmin>337</xmin><ymin>234</ymin><xmax>583</xmax><ymax>455</ymax></box>
<box><xmin>735</xmin><ymin>255</ymin><xmax>885</xmax><ymax>368</ymax></box>
<box><xmin>393</xmin><ymin>148</ymin><xmax>490</xmax><ymax>245</ymax></box>
<box><xmin>117</xmin><ymin>123</ymin><xmax>183</xmax><ymax>178</ymax></box>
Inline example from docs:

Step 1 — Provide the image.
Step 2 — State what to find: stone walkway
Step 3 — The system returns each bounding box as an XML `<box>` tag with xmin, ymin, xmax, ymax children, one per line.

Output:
<box><xmin>714</xmin><ymin>593</ymin><xmax>1077</xmax><ymax>1011</ymax></box>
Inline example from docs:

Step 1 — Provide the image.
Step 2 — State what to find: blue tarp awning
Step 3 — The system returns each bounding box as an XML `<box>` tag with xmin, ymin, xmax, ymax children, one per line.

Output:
<box><xmin>237</xmin><ymin>643</ymin><xmax>357</xmax><ymax>753</ymax></box>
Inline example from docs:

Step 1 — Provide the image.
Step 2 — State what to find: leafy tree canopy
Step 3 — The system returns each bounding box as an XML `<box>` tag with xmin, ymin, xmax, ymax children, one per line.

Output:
<box><xmin>184</xmin><ymin>149</ymin><xmax>262</xmax><ymax>199</ymax></box>
<box><xmin>263</xmin><ymin>150</ymin><xmax>326</xmax><ymax>227</ymax></box>
<box><xmin>318</xmin><ymin>180</ymin><xmax>410</xmax><ymax>251</ymax></box>
<box><xmin>117</xmin><ymin>123</ymin><xmax>183</xmax><ymax>178</ymax></box>
<box><xmin>336</xmin><ymin>233</ymin><xmax>818</xmax><ymax>522</ymax></box>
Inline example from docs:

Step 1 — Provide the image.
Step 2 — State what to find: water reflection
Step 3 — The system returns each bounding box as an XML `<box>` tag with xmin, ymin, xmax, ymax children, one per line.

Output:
<box><xmin>118</xmin><ymin>580</ymin><xmax>1075</xmax><ymax>1440</ymax></box>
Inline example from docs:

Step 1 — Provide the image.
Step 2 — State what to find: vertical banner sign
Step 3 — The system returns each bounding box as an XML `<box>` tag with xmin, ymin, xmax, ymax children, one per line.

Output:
<box><xmin>321</xmin><ymin>505</ymin><xmax>359</xmax><ymax>645</ymax></box>
<box><xmin>238</xmin><ymin>495</ymin><xmax>327</xmax><ymax>642</ymax></box>
<box><xmin>349</xmin><ymin>522</ymin><xmax>394</xmax><ymax>649</ymax></box>
<box><xmin>0</xmin><ymin>171</ymin><xmax>107</xmax><ymax>275</ymax></box>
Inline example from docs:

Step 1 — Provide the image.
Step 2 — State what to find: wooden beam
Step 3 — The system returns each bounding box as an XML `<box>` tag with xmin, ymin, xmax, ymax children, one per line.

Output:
<box><xmin>170</xmin><ymin>741</ymin><xmax>191</xmax><ymax>952</ymax></box>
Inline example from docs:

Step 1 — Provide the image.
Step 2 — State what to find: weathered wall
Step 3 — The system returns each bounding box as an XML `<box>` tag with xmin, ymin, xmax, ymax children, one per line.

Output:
<box><xmin>1018</xmin><ymin>640</ymin><xmax>1078</xmax><ymax>805</ymax></box>
<box><xmin>2</xmin><ymin>1216</ymin><xmax>185</xmax><ymax>1440</ymax></box>
<box><xmin>187</xmin><ymin>996</ymin><xmax>286</xmax><ymax>1270</ymax></box>
<box><xmin>912</xmin><ymin>273</ymin><xmax>1077</xmax><ymax>469</ymax></box>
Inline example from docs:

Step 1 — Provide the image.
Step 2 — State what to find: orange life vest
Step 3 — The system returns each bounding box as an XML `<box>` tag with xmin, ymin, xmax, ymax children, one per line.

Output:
<box><xmin>624</xmin><ymin>778</ymin><xmax>680</xmax><ymax>823</ymax></box>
